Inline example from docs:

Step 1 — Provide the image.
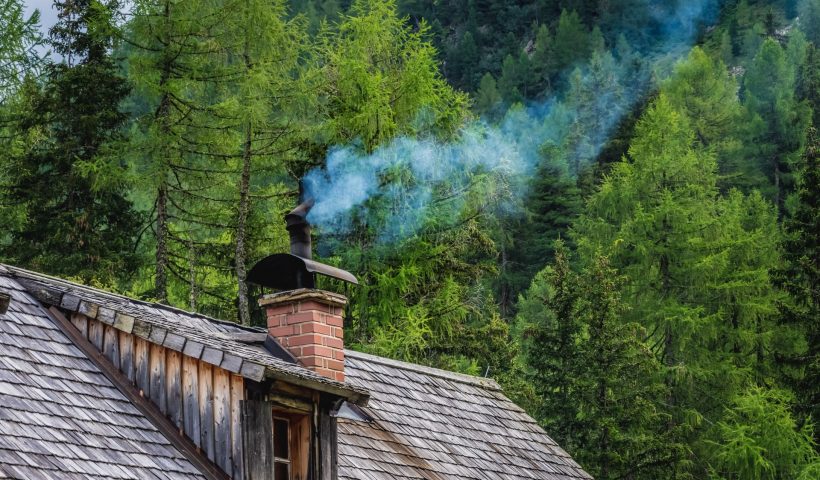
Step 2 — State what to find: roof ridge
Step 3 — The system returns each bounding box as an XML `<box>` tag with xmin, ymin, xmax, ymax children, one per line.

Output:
<box><xmin>344</xmin><ymin>349</ymin><xmax>502</xmax><ymax>391</ymax></box>
<box><xmin>0</xmin><ymin>264</ymin><xmax>263</xmax><ymax>333</ymax></box>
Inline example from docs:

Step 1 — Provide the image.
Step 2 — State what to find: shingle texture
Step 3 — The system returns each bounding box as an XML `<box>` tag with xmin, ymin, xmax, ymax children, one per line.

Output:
<box><xmin>0</xmin><ymin>273</ymin><xmax>207</xmax><ymax>480</ymax></box>
<box><xmin>340</xmin><ymin>351</ymin><xmax>593</xmax><ymax>480</ymax></box>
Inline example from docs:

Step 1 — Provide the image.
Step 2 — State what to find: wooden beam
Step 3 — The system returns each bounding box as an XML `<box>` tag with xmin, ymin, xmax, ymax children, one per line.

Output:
<box><xmin>46</xmin><ymin>306</ymin><xmax>229</xmax><ymax>480</ymax></box>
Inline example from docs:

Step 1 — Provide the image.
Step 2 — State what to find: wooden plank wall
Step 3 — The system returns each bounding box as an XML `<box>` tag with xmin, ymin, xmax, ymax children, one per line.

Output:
<box><xmin>70</xmin><ymin>313</ymin><xmax>246</xmax><ymax>479</ymax></box>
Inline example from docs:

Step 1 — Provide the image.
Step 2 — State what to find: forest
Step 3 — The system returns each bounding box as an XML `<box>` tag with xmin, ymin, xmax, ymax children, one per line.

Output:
<box><xmin>1</xmin><ymin>0</ymin><xmax>819</xmax><ymax>478</ymax></box>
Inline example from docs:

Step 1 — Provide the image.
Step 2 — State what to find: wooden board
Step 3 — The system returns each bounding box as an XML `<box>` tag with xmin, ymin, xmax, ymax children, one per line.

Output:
<box><xmin>231</xmin><ymin>375</ymin><xmax>245</xmax><ymax>480</ymax></box>
<box><xmin>241</xmin><ymin>399</ymin><xmax>273</xmax><ymax>480</ymax></box>
<box><xmin>103</xmin><ymin>325</ymin><xmax>120</xmax><ymax>369</ymax></box>
<box><xmin>166</xmin><ymin>350</ymin><xmax>183</xmax><ymax>430</ymax></box>
<box><xmin>213</xmin><ymin>368</ymin><xmax>232</xmax><ymax>477</ymax></box>
<box><xmin>119</xmin><ymin>332</ymin><xmax>135</xmax><ymax>383</ymax></box>
<box><xmin>182</xmin><ymin>355</ymin><xmax>201</xmax><ymax>443</ymax></box>
<box><xmin>88</xmin><ymin>318</ymin><xmax>104</xmax><ymax>351</ymax></box>
<box><xmin>134</xmin><ymin>337</ymin><xmax>150</xmax><ymax>396</ymax></box>
<box><xmin>149</xmin><ymin>343</ymin><xmax>167</xmax><ymax>414</ymax></box>
<box><xmin>69</xmin><ymin>313</ymin><xmax>88</xmax><ymax>337</ymax></box>
<box><xmin>199</xmin><ymin>362</ymin><xmax>215</xmax><ymax>462</ymax></box>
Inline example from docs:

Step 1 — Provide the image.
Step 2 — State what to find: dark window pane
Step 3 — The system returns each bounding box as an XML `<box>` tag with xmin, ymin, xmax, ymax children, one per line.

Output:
<box><xmin>275</xmin><ymin>461</ymin><xmax>289</xmax><ymax>480</ymax></box>
<box><xmin>273</xmin><ymin>419</ymin><xmax>289</xmax><ymax>459</ymax></box>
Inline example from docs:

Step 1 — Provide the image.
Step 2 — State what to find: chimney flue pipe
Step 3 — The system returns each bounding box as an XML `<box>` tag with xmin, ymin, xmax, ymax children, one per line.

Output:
<box><xmin>285</xmin><ymin>199</ymin><xmax>314</xmax><ymax>259</ymax></box>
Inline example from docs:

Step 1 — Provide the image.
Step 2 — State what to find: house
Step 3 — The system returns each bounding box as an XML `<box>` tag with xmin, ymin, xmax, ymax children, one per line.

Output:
<box><xmin>0</xmin><ymin>204</ymin><xmax>593</xmax><ymax>480</ymax></box>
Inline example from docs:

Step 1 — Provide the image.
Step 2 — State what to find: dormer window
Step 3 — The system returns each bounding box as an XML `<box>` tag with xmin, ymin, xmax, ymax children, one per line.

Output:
<box><xmin>273</xmin><ymin>417</ymin><xmax>291</xmax><ymax>478</ymax></box>
<box><xmin>241</xmin><ymin>401</ymin><xmax>311</xmax><ymax>480</ymax></box>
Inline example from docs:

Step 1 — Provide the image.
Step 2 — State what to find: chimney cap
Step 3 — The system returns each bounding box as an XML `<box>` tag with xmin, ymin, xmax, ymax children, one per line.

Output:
<box><xmin>247</xmin><ymin>253</ymin><xmax>358</xmax><ymax>291</ymax></box>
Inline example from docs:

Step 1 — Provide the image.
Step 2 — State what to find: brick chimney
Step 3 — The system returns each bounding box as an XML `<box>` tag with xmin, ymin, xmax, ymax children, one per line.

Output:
<box><xmin>260</xmin><ymin>289</ymin><xmax>346</xmax><ymax>382</ymax></box>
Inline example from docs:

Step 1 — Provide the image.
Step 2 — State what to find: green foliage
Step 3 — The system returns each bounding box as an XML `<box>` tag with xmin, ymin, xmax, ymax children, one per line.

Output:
<box><xmin>743</xmin><ymin>38</ymin><xmax>811</xmax><ymax>212</ymax></box>
<box><xmin>708</xmin><ymin>387</ymin><xmax>819</xmax><ymax>480</ymax></box>
<box><xmin>316</xmin><ymin>0</ymin><xmax>468</xmax><ymax>151</ymax></box>
<box><xmin>574</xmin><ymin>94</ymin><xmax>789</xmax><ymax>474</ymax></box>
<box><xmin>2</xmin><ymin>0</ymin><xmax>141</xmax><ymax>284</ymax></box>
<box><xmin>778</xmin><ymin>128</ymin><xmax>820</xmax><ymax>440</ymax></box>
<box><xmin>663</xmin><ymin>47</ymin><xmax>749</xmax><ymax>192</ymax></box>
<box><xmin>517</xmin><ymin>243</ymin><xmax>680</xmax><ymax>478</ymax></box>
<box><xmin>0</xmin><ymin>1</ymin><xmax>42</xmax><ymax>100</ymax></box>
<box><xmin>553</xmin><ymin>9</ymin><xmax>589</xmax><ymax>78</ymax></box>
<box><xmin>474</xmin><ymin>73</ymin><xmax>502</xmax><ymax>118</ymax></box>
<box><xmin>798</xmin><ymin>0</ymin><xmax>820</xmax><ymax>45</ymax></box>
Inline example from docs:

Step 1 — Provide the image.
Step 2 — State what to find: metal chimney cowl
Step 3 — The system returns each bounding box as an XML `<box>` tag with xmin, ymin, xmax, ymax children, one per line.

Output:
<box><xmin>249</xmin><ymin>198</ymin><xmax>357</xmax><ymax>382</ymax></box>
<box><xmin>246</xmin><ymin>200</ymin><xmax>357</xmax><ymax>291</ymax></box>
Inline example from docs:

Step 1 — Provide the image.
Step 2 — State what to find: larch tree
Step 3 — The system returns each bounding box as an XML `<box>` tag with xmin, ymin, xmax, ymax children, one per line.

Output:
<box><xmin>127</xmin><ymin>0</ymin><xmax>237</xmax><ymax>310</ymax></box>
<box><xmin>572</xmin><ymin>94</ymin><xmax>787</xmax><ymax>475</ymax></box>
<box><xmin>219</xmin><ymin>0</ymin><xmax>314</xmax><ymax>325</ymax></box>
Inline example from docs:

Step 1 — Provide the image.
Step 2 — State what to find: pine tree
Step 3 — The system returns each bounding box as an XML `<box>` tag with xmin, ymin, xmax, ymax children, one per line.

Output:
<box><xmin>516</xmin><ymin>240</ymin><xmax>583</xmax><ymax>444</ymax></box>
<box><xmin>3</xmin><ymin>0</ymin><xmax>141</xmax><ymax>284</ymax></box>
<box><xmin>779</xmin><ymin>127</ymin><xmax>820</xmax><ymax>440</ymax></box>
<box><xmin>743</xmin><ymin>38</ymin><xmax>811</xmax><ymax>214</ymax></box>
<box><xmin>552</xmin><ymin>9</ymin><xmax>589</xmax><ymax>78</ymax></box>
<box><xmin>220</xmin><ymin>0</ymin><xmax>313</xmax><ymax>325</ymax></box>
<box><xmin>798</xmin><ymin>0</ymin><xmax>820</xmax><ymax>45</ymax></box>
<box><xmin>498</xmin><ymin>54</ymin><xmax>523</xmax><ymax>105</ymax></box>
<box><xmin>708</xmin><ymin>387</ymin><xmax>820</xmax><ymax>479</ymax></box>
<box><xmin>517</xmin><ymin>245</ymin><xmax>680</xmax><ymax>478</ymax></box>
<box><xmin>474</xmin><ymin>72</ymin><xmax>502</xmax><ymax>119</ymax></box>
<box><xmin>127</xmin><ymin>0</ymin><xmax>238</xmax><ymax>308</ymax></box>
<box><xmin>530</xmin><ymin>23</ymin><xmax>554</xmax><ymax>97</ymax></box>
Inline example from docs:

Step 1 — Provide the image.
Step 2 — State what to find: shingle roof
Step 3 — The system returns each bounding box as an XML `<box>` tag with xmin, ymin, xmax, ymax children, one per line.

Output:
<box><xmin>0</xmin><ymin>264</ymin><xmax>592</xmax><ymax>479</ymax></box>
<box><xmin>2</xmin><ymin>265</ymin><xmax>368</xmax><ymax>405</ymax></box>
<box><xmin>339</xmin><ymin>351</ymin><xmax>593</xmax><ymax>480</ymax></box>
<box><xmin>0</xmin><ymin>272</ymin><xmax>207</xmax><ymax>480</ymax></box>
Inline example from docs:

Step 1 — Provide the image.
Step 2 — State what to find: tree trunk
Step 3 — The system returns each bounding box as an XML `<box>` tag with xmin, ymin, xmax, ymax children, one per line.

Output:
<box><xmin>156</xmin><ymin>182</ymin><xmax>169</xmax><ymax>304</ymax></box>
<box><xmin>236</xmin><ymin>123</ymin><xmax>252</xmax><ymax>326</ymax></box>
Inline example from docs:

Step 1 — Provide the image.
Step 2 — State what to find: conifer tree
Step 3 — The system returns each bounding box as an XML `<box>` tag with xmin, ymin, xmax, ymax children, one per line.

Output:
<box><xmin>743</xmin><ymin>38</ymin><xmax>811</xmax><ymax>213</ymax></box>
<box><xmin>0</xmin><ymin>0</ymin><xmax>42</xmax><ymax>102</ymax></box>
<box><xmin>517</xmin><ymin>240</ymin><xmax>582</xmax><ymax>444</ymax></box>
<box><xmin>474</xmin><ymin>73</ymin><xmax>502</xmax><ymax>119</ymax></box>
<box><xmin>220</xmin><ymin>0</ymin><xmax>312</xmax><ymax>325</ymax></box>
<box><xmin>779</xmin><ymin>127</ymin><xmax>820</xmax><ymax>440</ymax></box>
<box><xmin>127</xmin><ymin>0</ymin><xmax>237</xmax><ymax>308</ymax></box>
<box><xmin>552</xmin><ymin>9</ymin><xmax>589</xmax><ymax>77</ymax></box>
<box><xmin>3</xmin><ymin>0</ymin><xmax>140</xmax><ymax>283</ymax></box>
<box><xmin>517</xmin><ymin>245</ymin><xmax>680</xmax><ymax>479</ymax></box>
<box><xmin>663</xmin><ymin>47</ymin><xmax>749</xmax><ymax>192</ymax></box>
<box><xmin>498</xmin><ymin>54</ymin><xmax>523</xmax><ymax>104</ymax></box>
<box><xmin>798</xmin><ymin>0</ymin><xmax>820</xmax><ymax>45</ymax></box>
<box><xmin>531</xmin><ymin>23</ymin><xmax>554</xmax><ymax>96</ymax></box>
<box><xmin>573</xmin><ymin>94</ymin><xmax>787</xmax><ymax>474</ymax></box>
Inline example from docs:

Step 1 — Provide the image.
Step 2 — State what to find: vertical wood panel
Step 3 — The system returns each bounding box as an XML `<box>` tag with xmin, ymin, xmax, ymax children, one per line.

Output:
<box><xmin>119</xmin><ymin>332</ymin><xmax>135</xmax><ymax>383</ymax></box>
<box><xmin>198</xmin><ymin>362</ymin><xmax>215</xmax><ymax>462</ymax></box>
<box><xmin>241</xmin><ymin>399</ymin><xmax>273</xmax><ymax>480</ymax></box>
<box><xmin>319</xmin><ymin>407</ymin><xmax>338</xmax><ymax>480</ymax></box>
<box><xmin>88</xmin><ymin>318</ymin><xmax>104</xmax><ymax>351</ymax></box>
<box><xmin>213</xmin><ymin>367</ymin><xmax>232</xmax><ymax>477</ymax></box>
<box><xmin>70</xmin><ymin>313</ymin><xmax>88</xmax><ymax>337</ymax></box>
<box><xmin>102</xmin><ymin>326</ymin><xmax>120</xmax><ymax>369</ymax></box>
<box><xmin>231</xmin><ymin>374</ymin><xmax>245</xmax><ymax>480</ymax></box>
<box><xmin>166</xmin><ymin>350</ymin><xmax>183</xmax><ymax>430</ymax></box>
<box><xmin>134</xmin><ymin>337</ymin><xmax>150</xmax><ymax>396</ymax></box>
<box><xmin>182</xmin><ymin>355</ymin><xmax>200</xmax><ymax>442</ymax></box>
<box><xmin>149</xmin><ymin>343</ymin><xmax>167</xmax><ymax>413</ymax></box>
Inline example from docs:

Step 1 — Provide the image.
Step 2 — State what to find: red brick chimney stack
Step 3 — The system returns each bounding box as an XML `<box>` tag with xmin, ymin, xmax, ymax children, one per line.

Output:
<box><xmin>260</xmin><ymin>289</ymin><xmax>346</xmax><ymax>382</ymax></box>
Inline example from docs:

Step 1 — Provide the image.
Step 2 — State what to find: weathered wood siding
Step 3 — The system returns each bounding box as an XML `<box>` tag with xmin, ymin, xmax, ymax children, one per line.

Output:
<box><xmin>69</xmin><ymin>313</ymin><xmax>246</xmax><ymax>479</ymax></box>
